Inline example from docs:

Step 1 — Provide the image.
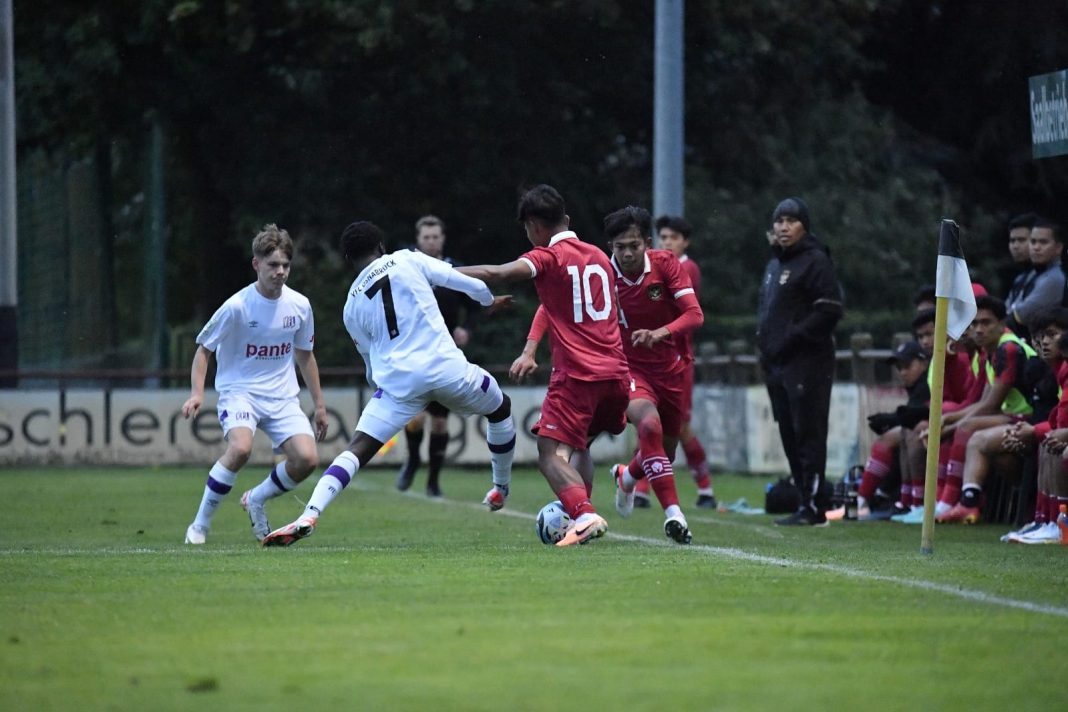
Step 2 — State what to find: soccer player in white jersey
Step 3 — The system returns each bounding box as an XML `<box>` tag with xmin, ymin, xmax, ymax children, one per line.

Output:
<box><xmin>181</xmin><ymin>224</ymin><xmax>329</xmax><ymax>545</ymax></box>
<box><xmin>261</xmin><ymin>221</ymin><xmax>517</xmax><ymax>547</ymax></box>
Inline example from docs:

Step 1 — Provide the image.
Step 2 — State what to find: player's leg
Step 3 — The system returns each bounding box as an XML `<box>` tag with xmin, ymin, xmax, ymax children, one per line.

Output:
<box><xmin>679</xmin><ymin>361</ymin><xmax>715</xmax><ymax>507</ymax></box>
<box><xmin>1013</xmin><ymin>448</ymin><xmax>1062</xmax><ymax>543</ymax></box>
<box><xmin>646</xmin><ymin>378</ymin><xmax>691</xmax><ymax>542</ymax></box>
<box><xmin>433</xmin><ymin>365</ymin><xmax>516</xmax><ymax>510</ymax></box>
<box><xmin>239</xmin><ymin>400</ymin><xmax>320</xmax><ymax>541</ymax></box>
<box><xmin>938</xmin><ymin>414</ymin><xmax>1011</xmax><ymax>515</ymax></box>
<box><xmin>481</xmin><ymin>393</ymin><xmax>516</xmax><ymax>510</ymax></box>
<box><xmin>538</xmin><ymin>436</ymin><xmax>608</xmax><ymax>547</ymax></box>
<box><xmin>534</xmin><ymin>376</ymin><xmax>626</xmax><ymax>546</ymax></box>
<box><xmin>263</xmin><ymin>391</ymin><xmax>420</xmax><ymax>547</ymax></box>
<box><xmin>765</xmin><ymin>373</ymin><xmax>804</xmax><ymax>486</ymax></box>
<box><xmin>942</xmin><ymin>424</ymin><xmax>1014</xmax><ymax>523</ymax></box>
<box><xmin>616</xmin><ymin>396</ymin><xmax>690</xmax><ymax>543</ymax></box>
<box><xmin>397</xmin><ymin>410</ymin><xmax>427</xmax><ymax>491</ymax></box>
<box><xmin>854</xmin><ymin>427</ymin><xmax>902</xmax><ymax>520</ymax></box>
<box><xmin>185</xmin><ymin>397</ymin><xmax>256</xmax><ymax>544</ymax></box>
<box><xmin>774</xmin><ymin>370</ymin><xmax>831</xmax><ymax>526</ymax></box>
<box><xmin>425</xmin><ymin>403</ymin><xmax>450</xmax><ymax>498</ymax></box>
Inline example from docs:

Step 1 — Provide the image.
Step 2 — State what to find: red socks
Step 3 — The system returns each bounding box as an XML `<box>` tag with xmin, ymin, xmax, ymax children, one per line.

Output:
<box><xmin>557</xmin><ymin>484</ymin><xmax>595</xmax><ymax>519</ymax></box>
<box><xmin>859</xmin><ymin>441</ymin><xmax>894</xmax><ymax>500</ymax></box>
<box><xmin>682</xmin><ymin>436</ymin><xmax>711</xmax><ymax>489</ymax></box>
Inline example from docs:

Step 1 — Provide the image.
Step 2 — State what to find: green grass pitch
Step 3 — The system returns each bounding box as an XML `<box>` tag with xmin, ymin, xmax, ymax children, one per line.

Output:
<box><xmin>1</xmin><ymin>466</ymin><xmax>1066</xmax><ymax>711</ymax></box>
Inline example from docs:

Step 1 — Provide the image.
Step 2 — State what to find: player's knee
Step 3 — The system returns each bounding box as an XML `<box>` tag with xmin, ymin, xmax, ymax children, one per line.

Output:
<box><xmin>636</xmin><ymin>413</ymin><xmax>663</xmax><ymax>443</ymax></box>
<box><xmin>225</xmin><ymin>441</ymin><xmax>253</xmax><ymax>466</ymax></box>
<box><xmin>487</xmin><ymin>394</ymin><xmax>511</xmax><ymax>423</ymax></box>
<box><xmin>288</xmin><ymin>450</ymin><xmax>318</xmax><ymax>476</ymax></box>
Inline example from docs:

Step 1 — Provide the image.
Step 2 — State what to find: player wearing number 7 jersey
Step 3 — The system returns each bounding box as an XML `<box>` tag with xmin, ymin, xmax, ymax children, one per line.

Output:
<box><xmin>261</xmin><ymin>221</ymin><xmax>517</xmax><ymax>547</ymax></box>
<box><xmin>460</xmin><ymin>184</ymin><xmax>630</xmax><ymax>547</ymax></box>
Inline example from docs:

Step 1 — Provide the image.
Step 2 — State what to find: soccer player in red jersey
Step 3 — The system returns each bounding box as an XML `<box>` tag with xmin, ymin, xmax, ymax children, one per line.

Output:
<box><xmin>516</xmin><ymin>207</ymin><xmax>704</xmax><ymax>544</ymax></box>
<box><xmin>460</xmin><ymin>185</ymin><xmax>630</xmax><ymax>546</ymax></box>
<box><xmin>605</xmin><ymin>207</ymin><xmax>704</xmax><ymax>543</ymax></box>
<box><xmin>626</xmin><ymin>215</ymin><xmax>716</xmax><ymax>509</ymax></box>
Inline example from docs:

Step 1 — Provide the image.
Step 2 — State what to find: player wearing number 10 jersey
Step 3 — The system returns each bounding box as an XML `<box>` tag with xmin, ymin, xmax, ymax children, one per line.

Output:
<box><xmin>261</xmin><ymin>221</ymin><xmax>517</xmax><ymax>547</ymax></box>
<box><xmin>460</xmin><ymin>184</ymin><xmax>630</xmax><ymax>546</ymax></box>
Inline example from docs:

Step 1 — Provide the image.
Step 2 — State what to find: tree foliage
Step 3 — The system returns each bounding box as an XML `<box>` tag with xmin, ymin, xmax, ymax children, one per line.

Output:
<box><xmin>13</xmin><ymin>1</ymin><xmax>1066</xmax><ymax>368</ymax></box>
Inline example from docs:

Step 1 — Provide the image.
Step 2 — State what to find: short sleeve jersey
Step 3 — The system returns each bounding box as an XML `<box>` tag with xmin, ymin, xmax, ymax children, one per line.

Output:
<box><xmin>344</xmin><ymin>249</ymin><xmax>486</xmax><ymax>400</ymax></box>
<box><xmin>942</xmin><ymin>348</ymin><xmax>975</xmax><ymax>407</ymax></box>
<box><xmin>612</xmin><ymin>249</ymin><xmax>696</xmax><ymax>372</ymax></box>
<box><xmin>990</xmin><ymin>340</ymin><xmax>1030</xmax><ymax>391</ymax></box>
<box><xmin>196</xmin><ymin>283</ymin><xmax>315</xmax><ymax>399</ymax></box>
<box><xmin>519</xmin><ymin>232</ymin><xmax>627</xmax><ymax>382</ymax></box>
<box><xmin>676</xmin><ymin>255</ymin><xmax>702</xmax><ymax>361</ymax></box>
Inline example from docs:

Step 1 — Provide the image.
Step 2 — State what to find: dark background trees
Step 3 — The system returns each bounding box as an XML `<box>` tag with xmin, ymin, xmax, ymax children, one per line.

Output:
<box><xmin>13</xmin><ymin>0</ymin><xmax>1068</xmax><ymax>370</ymax></box>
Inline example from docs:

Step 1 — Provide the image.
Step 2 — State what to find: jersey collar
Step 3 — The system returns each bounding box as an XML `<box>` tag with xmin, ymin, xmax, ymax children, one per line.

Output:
<box><xmin>610</xmin><ymin>253</ymin><xmax>651</xmax><ymax>286</ymax></box>
<box><xmin>548</xmin><ymin>230</ymin><xmax>577</xmax><ymax>247</ymax></box>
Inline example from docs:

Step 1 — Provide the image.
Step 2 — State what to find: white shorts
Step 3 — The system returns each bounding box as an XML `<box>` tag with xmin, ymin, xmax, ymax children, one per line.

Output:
<box><xmin>356</xmin><ymin>363</ymin><xmax>504</xmax><ymax>443</ymax></box>
<box><xmin>216</xmin><ymin>393</ymin><xmax>315</xmax><ymax>448</ymax></box>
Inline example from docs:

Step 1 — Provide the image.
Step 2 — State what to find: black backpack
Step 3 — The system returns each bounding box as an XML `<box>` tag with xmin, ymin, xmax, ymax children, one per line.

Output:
<box><xmin>765</xmin><ymin>476</ymin><xmax>835</xmax><ymax>514</ymax></box>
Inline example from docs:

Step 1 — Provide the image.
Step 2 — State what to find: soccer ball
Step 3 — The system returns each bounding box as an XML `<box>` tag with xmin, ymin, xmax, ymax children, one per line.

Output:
<box><xmin>536</xmin><ymin>500</ymin><xmax>572</xmax><ymax>545</ymax></box>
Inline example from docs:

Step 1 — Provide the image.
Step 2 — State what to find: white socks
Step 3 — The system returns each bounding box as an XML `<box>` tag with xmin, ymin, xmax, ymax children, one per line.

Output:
<box><xmin>193</xmin><ymin>462</ymin><xmax>238</xmax><ymax>529</ymax></box>
<box><xmin>247</xmin><ymin>460</ymin><xmax>299</xmax><ymax>503</ymax></box>
<box><xmin>304</xmin><ymin>451</ymin><xmax>360</xmax><ymax>519</ymax></box>
<box><xmin>486</xmin><ymin>416</ymin><xmax>516</xmax><ymax>488</ymax></box>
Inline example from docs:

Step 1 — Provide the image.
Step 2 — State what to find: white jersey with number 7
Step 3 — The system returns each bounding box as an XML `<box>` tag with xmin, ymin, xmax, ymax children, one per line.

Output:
<box><xmin>343</xmin><ymin>249</ymin><xmax>494</xmax><ymax>400</ymax></box>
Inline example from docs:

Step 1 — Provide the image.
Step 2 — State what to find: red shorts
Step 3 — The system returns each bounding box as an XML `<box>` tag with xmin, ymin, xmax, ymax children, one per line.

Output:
<box><xmin>679</xmin><ymin>359</ymin><xmax>695</xmax><ymax>422</ymax></box>
<box><xmin>533</xmin><ymin>375</ymin><xmax>629</xmax><ymax>450</ymax></box>
<box><xmin>629</xmin><ymin>361</ymin><xmax>686</xmax><ymax>438</ymax></box>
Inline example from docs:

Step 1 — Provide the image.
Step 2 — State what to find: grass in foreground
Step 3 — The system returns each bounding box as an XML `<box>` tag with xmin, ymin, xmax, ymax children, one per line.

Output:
<box><xmin>1</xmin><ymin>466</ymin><xmax>1066</xmax><ymax>711</ymax></box>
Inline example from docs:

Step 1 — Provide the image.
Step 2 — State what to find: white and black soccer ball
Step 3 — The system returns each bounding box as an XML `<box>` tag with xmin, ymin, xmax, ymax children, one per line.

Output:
<box><xmin>536</xmin><ymin>500</ymin><xmax>572</xmax><ymax>545</ymax></box>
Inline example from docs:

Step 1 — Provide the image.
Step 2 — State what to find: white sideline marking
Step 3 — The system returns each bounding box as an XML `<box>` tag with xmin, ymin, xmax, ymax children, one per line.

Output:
<box><xmin>481</xmin><ymin>500</ymin><xmax>1068</xmax><ymax>620</ymax></box>
<box><xmin>3</xmin><ymin>482</ymin><xmax>1066</xmax><ymax>620</ymax></box>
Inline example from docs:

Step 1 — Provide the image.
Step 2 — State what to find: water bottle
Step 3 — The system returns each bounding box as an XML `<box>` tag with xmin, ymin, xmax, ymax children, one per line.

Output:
<box><xmin>1057</xmin><ymin>504</ymin><xmax>1068</xmax><ymax>545</ymax></box>
<box><xmin>844</xmin><ymin>490</ymin><xmax>858</xmax><ymax>521</ymax></box>
<box><xmin>843</xmin><ymin>466</ymin><xmax>861</xmax><ymax>520</ymax></box>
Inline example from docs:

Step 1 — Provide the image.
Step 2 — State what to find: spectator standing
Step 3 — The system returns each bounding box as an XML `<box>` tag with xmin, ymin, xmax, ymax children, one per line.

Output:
<box><xmin>1006</xmin><ymin>218</ymin><xmax>1064</xmax><ymax>341</ymax></box>
<box><xmin>757</xmin><ymin>197</ymin><xmax>843</xmax><ymax>526</ymax></box>
<box><xmin>1002</xmin><ymin>212</ymin><xmax>1037</xmax><ymax>307</ymax></box>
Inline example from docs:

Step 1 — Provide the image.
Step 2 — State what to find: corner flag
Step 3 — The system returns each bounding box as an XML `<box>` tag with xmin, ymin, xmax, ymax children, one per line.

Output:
<box><xmin>921</xmin><ymin>218</ymin><xmax>975</xmax><ymax>554</ymax></box>
<box><xmin>935</xmin><ymin>220</ymin><xmax>977</xmax><ymax>340</ymax></box>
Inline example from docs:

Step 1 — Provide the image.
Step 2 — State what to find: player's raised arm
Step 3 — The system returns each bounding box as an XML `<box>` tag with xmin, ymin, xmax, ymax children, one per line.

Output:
<box><xmin>458</xmin><ymin>260</ymin><xmax>534</xmax><ymax>285</ymax></box>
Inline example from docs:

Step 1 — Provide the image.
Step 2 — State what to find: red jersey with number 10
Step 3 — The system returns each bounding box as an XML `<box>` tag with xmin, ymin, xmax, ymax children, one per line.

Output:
<box><xmin>519</xmin><ymin>232</ymin><xmax>628</xmax><ymax>382</ymax></box>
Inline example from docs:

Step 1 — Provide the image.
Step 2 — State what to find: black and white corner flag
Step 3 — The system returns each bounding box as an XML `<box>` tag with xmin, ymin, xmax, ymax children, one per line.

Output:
<box><xmin>936</xmin><ymin>219</ymin><xmax>977</xmax><ymax>340</ymax></box>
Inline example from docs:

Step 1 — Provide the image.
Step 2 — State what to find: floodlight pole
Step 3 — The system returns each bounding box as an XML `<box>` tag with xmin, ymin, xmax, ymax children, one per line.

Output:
<box><xmin>653</xmin><ymin>0</ymin><xmax>684</xmax><ymax>219</ymax></box>
<box><xmin>0</xmin><ymin>0</ymin><xmax>17</xmax><ymax>386</ymax></box>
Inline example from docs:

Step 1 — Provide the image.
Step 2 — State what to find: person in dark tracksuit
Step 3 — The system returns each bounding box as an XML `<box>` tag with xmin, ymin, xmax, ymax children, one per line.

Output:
<box><xmin>757</xmin><ymin>197</ymin><xmax>843</xmax><ymax>526</ymax></box>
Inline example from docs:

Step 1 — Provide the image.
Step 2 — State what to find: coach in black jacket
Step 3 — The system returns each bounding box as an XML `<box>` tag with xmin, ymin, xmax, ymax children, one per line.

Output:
<box><xmin>757</xmin><ymin>197</ymin><xmax>843</xmax><ymax>526</ymax></box>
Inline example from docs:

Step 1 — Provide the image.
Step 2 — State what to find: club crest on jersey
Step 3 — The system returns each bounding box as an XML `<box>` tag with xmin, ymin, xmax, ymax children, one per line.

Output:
<box><xmin>248</xmin><ymin>320</ymin><xmax>259</xmax><ymax>328</ymax></box>
<box><xmin>779</xmin><ymin>269</ymin><xmax>791</xmax><ymax>285</ymax></box>
<box><xmin>283</xmin><ymin>315</ymin><xmax>297</xmax><ymax>329</ymax></box>
<box><xmin>647</xmin><ymin>284</ymin><xmax>663</xmax><ymax>301</ymax></box>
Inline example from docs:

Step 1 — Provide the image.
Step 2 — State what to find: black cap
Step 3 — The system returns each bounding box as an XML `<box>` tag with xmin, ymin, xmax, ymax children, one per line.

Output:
<box><xmin>887</xmin><ymin>341</ymin><xmax>928</xmax><ymax>365</ymax></box>
<box><xmin>772</xmin><ymin>197</ymin><xmax>810</xmax><ymax>232</ymax></box>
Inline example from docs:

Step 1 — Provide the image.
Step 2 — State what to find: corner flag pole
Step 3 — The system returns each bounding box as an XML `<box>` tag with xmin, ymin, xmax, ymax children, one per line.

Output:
<box><xmin>920</xmin><ymin>296</ymin><xmax>949</xmax><ymax>553</ymax></box>
<box><xmin>921</xmin><ymin>219</ymin><xmax>976</xmax><ymax>554</ymax></box>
